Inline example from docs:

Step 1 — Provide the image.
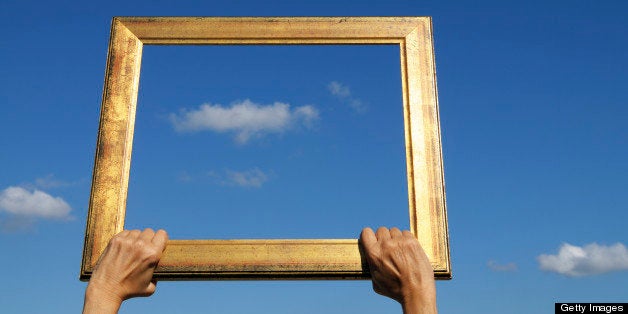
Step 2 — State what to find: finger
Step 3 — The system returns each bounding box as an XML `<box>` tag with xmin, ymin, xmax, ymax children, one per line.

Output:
<box><xmin>117</xmin><ymin>230</ymin><xmax>131</xmax><ymax>238</ymax></box>
<box><xmin>360</xmin><ymin>227</ymin><xmax>381</xmax><ymax>262</ymax></box>
<box><xmin>360</xmin><ymin>227</ymin><xmax>377</xmax><ymax>248</ymax></box>
<box><xmin>128</xmin><ymin>229</ymin><xmax>142</xmax><ymax>239</ymax></box>
<box><xmin>390</xmin><ymin>227</ymin><xmax>402</xmax><ymax>238</ymax></box>
<box><xmin>152</xmin><ymin>229</ymin><xmax>169</xmax><ymax>250</ymax></box>
<box><xmin>402</xmin><ymin>230</ymin><xmax>415</xmax><ymax>238</ymax></box>
<box><xmin>109</xmin><ymin>230</ymin><xmax>129</xmax><ymax>246</ymax></box>
<box><xmin>94</xmin><ymin>241</ymin><xmax>113</xmax><ymax>268</ymax></box>
<box><xmin>139</xmin><ymin>228</ymin><xmax>156</xmax><ymax>243</ymax></box>
<box><xmin>145</xmin><ymin>280</ymin><xmax>157</xmax><ymax>296</ymax></box>
<box><xmin>375</xmin><ymin>227</ymin><xmax>391</xmax><ymax>241</ymax></box>
<box><xmin>413</xmin><ymin>238</ymin><xmax>429</xmax><ymax>257</ymax></box>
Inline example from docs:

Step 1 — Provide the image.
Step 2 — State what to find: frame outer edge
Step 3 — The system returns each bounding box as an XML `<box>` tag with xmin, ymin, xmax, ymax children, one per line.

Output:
<box><xmin>81</xmin><ymin>18</ymin><xmax>143</xmax><ymax>280</ymax></box>
<box><xmin>416</xmin><ymin>18</ymin><xmax>451</xmax><ymax>276</ymax></box>
<box><xmin>80</xmin><ymin>18</ymin><xmax>120</xmax><ymax>279</ymax></box>
<box><xmin>428</xmin><ymin>17</ymin><xmax>452</xmax><ymax>278</ymax></box>
<box><xmin>404</xmin><ymin>18</ymin><xmax>450</xmax><ymax>277</ymax></box>
<box><xmin>81</xmin><ymin>16</ymin><xmax>450</xmax><ymax>280</ymax></box>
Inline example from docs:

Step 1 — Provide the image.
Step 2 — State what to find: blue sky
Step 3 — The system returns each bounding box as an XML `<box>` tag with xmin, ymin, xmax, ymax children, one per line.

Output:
<box><xmin>1</xmin><ymin>0</ymin><xmax>627</xmax><ymax>313</ymax></box>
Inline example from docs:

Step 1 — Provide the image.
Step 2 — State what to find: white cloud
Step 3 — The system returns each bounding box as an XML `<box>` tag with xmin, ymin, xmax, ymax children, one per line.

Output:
<box><xmin>327</xmin><ymin>81</ymin><xmax>367</xmax><ymax>113</ymax></box>
<box><xmin>0</xmin><ymin>186</ymin><xmax>72</xmax><ymax>219</ymax></box>
<box><xmin>348</xmin><ymin>99</ymin><xmax>366</xmax><ymax>113</ymax></box>
<box><xmin>538</xmin><ymin>243</ymin><xmax>628</xmax><ymax>276</ymax></box>
<box><xmin>225</xmin><ymin>168</ymin><xmax>269</xmax><ymax>188</ymax></box>
<box><xmin>328</xmin><ymin>81</ymin><xmax>351</xmax><ymax>98</ymax></box>
<box><xmin>487</xmin><ymin>260</ymin><xmax>518</xmax><ymax>272</ymax></box>
<box><xmin>169</xmin><ymin>99</ymin><xmax>319</xmax><ymax>144</ymax></box>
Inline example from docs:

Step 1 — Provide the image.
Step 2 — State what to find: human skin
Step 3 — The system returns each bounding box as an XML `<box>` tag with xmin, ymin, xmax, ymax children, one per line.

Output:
<box><xmin>83</xmin><ymin>227</ymin><xmax>436</xmax><ymax>313</ymax></box>
<box><xmin>82</xmin><ymin>228</ymin><xmax>168</xmax><ymax>314</ymax></box>
<box><xmin>360</xmin><ymin>227</ymin><xmax>437</xmax><ymax>314</ymax></box>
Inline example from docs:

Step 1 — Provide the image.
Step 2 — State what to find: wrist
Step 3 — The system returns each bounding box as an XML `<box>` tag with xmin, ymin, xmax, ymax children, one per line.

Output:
<box><xmin>401</xmin><ymin>294</ymin><xmax>437</xmax><ymax>314</ymax></box>
<box><xmin>399</xmin><ymin>283</ymin><xmax>437</xmax><ymax>314</ymax></box>
<box><xmin>401</xmin><ymin>299</ymin><xmax>438</xmax><ymax>314</ymax></box>
<box><xmin>83</xmin><ymin>282</ymin><xmax>124</xmax><ymax>314</ymax></box>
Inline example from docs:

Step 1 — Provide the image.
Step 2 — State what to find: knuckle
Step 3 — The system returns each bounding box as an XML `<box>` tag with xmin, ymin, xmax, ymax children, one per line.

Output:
<box><xmin>140</xmin><ymin>244</ymin><xmax>161</xmax><ymax>262</ymax></box>
<box><xmin>144</xmin><ymin>251</ymin><xmax>160</xmax><ymax>265</ymax></box>
<box><xmin>110</xmin><ymin>234</ymin><xmax>127</xmax><ymax>247</ymax></box>
<box><xmin>381</xmin><ymin>239</ymin><xmax>397</xmax><ymax>251</ymax></box>
<box><xmin>401</xmin><ymin>237</ymin><xmax>418</xmax><ymax>248</ymax></box>
<box><xmin>133</xmin><ymin>239</ymin><xmax>146</xmax><ymax>249</ymax></box>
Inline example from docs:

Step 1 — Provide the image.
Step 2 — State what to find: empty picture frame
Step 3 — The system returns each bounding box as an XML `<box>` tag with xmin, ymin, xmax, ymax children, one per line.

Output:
<box><xmin>80</xmin><ymin>17</ymin><xmax>450</xmax><ymax>280</ymax></box>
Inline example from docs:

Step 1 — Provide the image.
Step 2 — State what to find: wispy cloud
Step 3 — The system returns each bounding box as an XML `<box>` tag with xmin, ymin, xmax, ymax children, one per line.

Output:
<box><xmin>225</xmin><ymin>168</ymin><xmax>269</xmax><ymax>188</ymax></box>
<box><xmin>487</xmin><ymin>260</ymin><xmax>518</xmax><ymax>272</ymax></box>
<box><xmin>17</xmin><ymin>174</ymin><xmax>85</xmax><ymax>191</ymax></box>
<box><xmin>33</xmin><ymin>174</ymin><xmax>85</xmax><ymax>189</ymax></box>
<box><xmin>169</xmin><ymin>99</ymin><xmax>319</xmax><ymax>144</ymax></box>
<box><xmin>327</xmin><ymin>81</ymin><xmax>367</xmax><ymax>113</ymax></box>
<box><xmin>328</xmin><ymin>81</ymin><xmax>351</xmax><ymax>98</ymax></box>
<box><xmin>0</xmin><ymin>186</ymin><xmax>72</xmax><ymax>219</ymax></box>
<box><xmin>176</xmin><ymin>171</ymin><xmax>193</xmax><ymax>183</ymax></box>
<box><xmin>538</xmin><ymin>242</ymin><xmax>628</xmax><ymax>277</ymax></box>
<box><xmin>207</xmin><ymin>168</ymin><xmax>270</xmax><ymax>188</ymax></box>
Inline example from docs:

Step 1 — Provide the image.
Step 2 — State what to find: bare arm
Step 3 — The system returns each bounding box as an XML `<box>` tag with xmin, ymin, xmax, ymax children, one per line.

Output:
<box><xmin>361</xmin><ymin>227</ymin><xmax>437</xmax><ymax>314</ymax></box>
<box><xmin>82</xmin><ymin>228</ymin><xmax>168</xmax><ymax>314</ymax></box>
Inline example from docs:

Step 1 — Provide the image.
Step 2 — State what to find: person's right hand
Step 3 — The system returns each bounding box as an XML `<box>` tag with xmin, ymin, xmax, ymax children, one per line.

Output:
<box><xmin>361</xmin><ymin>227</ymin><xmax>437</xmax><ymax>314</ymax></box>
<box><xmin>83</xmin><ymin>228</ymin><xmax>168</xmax><ymax>314</ymax></box>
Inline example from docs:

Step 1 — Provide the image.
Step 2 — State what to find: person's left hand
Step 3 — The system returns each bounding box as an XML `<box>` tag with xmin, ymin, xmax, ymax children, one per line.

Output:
<box><xmin>83</xmin><ymin>228</ymin><xmax>168</xmax><ymax>314</ymax></box>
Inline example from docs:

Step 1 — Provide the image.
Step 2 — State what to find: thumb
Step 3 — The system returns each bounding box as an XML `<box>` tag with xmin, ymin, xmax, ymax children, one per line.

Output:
<box><xmin>145</xmin><ymin>280</ymin><xmax>157</xmax><ymax>296</ymax></box>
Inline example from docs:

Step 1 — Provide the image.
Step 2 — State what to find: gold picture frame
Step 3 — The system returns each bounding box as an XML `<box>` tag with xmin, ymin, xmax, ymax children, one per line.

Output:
<box><xmin>80</xmin><ymin>16</ymin><xmax>450</xmax><ymax>280</ymax></box>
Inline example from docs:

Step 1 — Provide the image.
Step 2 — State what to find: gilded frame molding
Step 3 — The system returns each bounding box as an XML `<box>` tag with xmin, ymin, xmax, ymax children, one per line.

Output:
<box><xmin>80</xmin><ymin>17</ymin><xmax>450</xmax><ymax>280</ymax></box>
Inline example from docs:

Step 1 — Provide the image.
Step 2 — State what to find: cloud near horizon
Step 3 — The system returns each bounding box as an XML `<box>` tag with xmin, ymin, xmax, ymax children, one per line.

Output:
<box><xmin>0</xmin><ymin>186</ymin><xmax>72</xmax><ymax>219</ymax></box>
<box><xmin>169</xmin><ymin>99</ymin><xmax>319</xmax><ymax>144</ymax></box>
<box><xmin>538</xmin><ymin>242</ymin><xmax>628</xmax><ymax>277</ymax></box>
